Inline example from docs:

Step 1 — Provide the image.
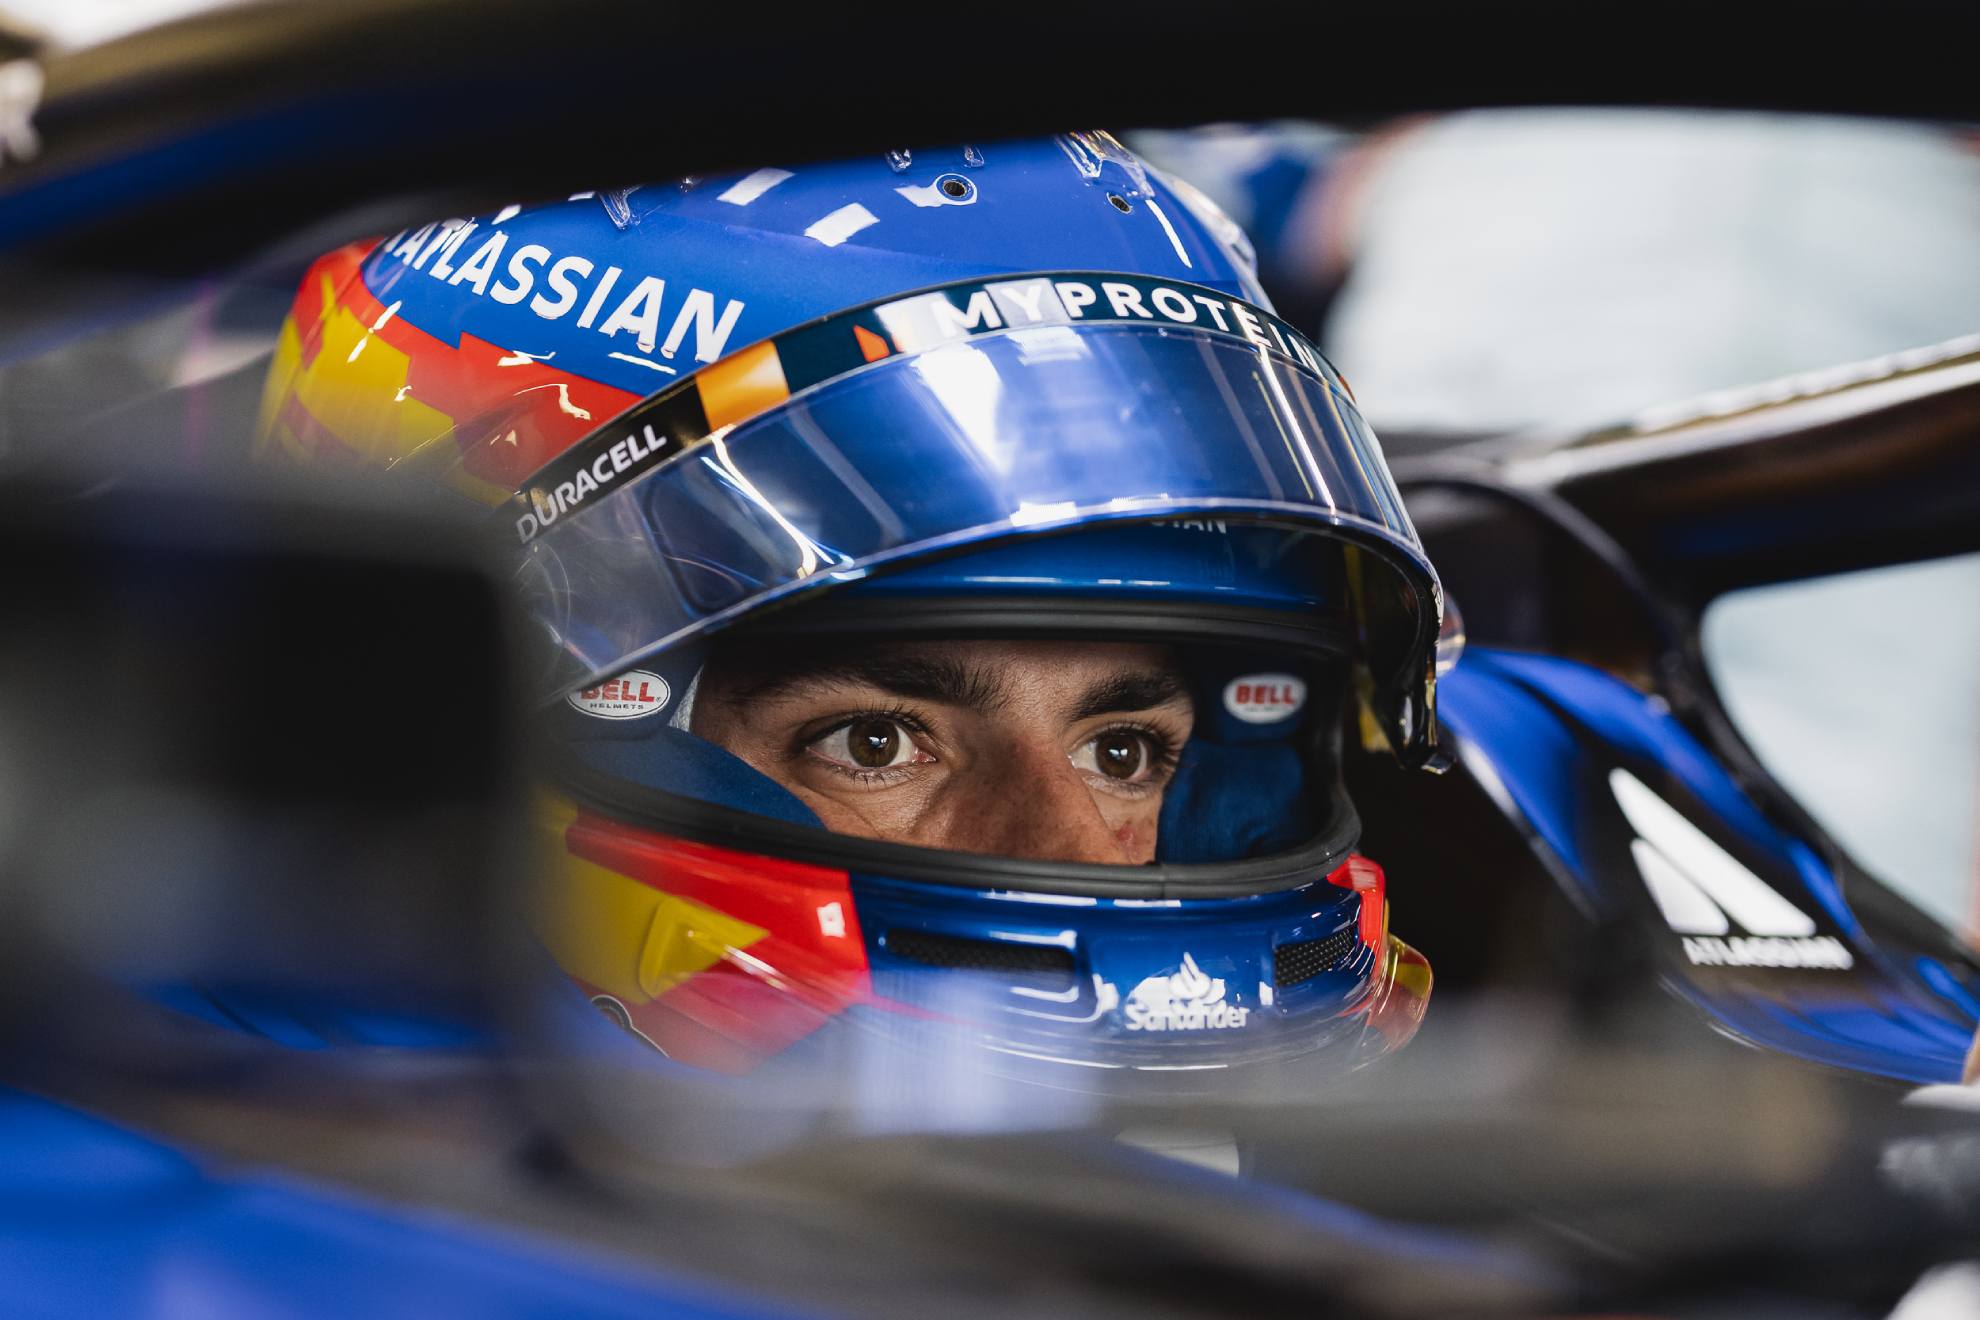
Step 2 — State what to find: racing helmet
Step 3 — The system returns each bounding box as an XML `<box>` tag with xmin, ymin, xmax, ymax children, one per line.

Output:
<box><xmin>258</xmin><ymin>135</ymin><xmax>1441</xmax><ymax>1082</ymax></box>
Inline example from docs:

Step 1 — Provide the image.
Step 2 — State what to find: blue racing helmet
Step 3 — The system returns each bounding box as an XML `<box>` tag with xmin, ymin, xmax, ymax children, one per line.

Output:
<box><xmin>266</xmin><ymin>135</ymin><xmax>1441</xmax><ymax>1082</ymax></box>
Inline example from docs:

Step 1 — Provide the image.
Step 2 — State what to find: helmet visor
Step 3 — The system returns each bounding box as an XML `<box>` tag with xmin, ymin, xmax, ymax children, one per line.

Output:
<box><xmin>485</xmin><ymin>276</ymin><xmax>1440</xmax><ymax>761</ymax></box>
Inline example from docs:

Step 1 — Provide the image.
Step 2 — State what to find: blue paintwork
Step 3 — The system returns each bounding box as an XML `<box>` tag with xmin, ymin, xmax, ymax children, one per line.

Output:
<box><xmin>853</xmin><ymin>873</ymin><xmax>1375</xmax><ymax>1071</ymax></box>
<box><xmin>1917</xmin><ymin>956</ymin><xmax>1980</xmax><ymax>1023</ymax></box>
<box><xmin>1440</xmin><ymin>647</ymin><xmax>1980</xmax><ymax>1084</ymax></box>
<box><xmin>363</xmin><ymin>139</ymin><xmax>1266</xmax><ymax>399</ymax></box>
<box><xmin>0</xmin><ymin>89</ymin><xmax>438</xmax><ymax>256</ymax></box>
<box><xmin>1095</xmin><ymin>1134</ymin><xmax>1563</xmax><ymax>1291</ymax></box>
<box><xmin>0</xmin><ymin>1086</ymin><xmax>799</xmax><ymax>1319</ymax></box>
<box><xmin>539</xmin><ymin>319</ymin><xmax>1430</xmax><ymax>715</ymax></box>
<box><xmin>147</xmin><ymin>984</ymin><xmax>492</xmax><ymax>1051</ymax></box>
<box><xmin>848</xmin><ymin>521</ymin><xmax>1346</xmax><ymax>613</ymax></box>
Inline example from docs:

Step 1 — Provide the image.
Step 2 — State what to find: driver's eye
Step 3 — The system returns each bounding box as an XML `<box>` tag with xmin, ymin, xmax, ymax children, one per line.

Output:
<box><xmin>809</xmin><ymin>717</ymin><xmax>927</xmax><ymax>771</ymax></box>
<box><xmin>1071</xmin><ymin>730</ymin><xmax>1157</xmax><ymax>783</ymax></box>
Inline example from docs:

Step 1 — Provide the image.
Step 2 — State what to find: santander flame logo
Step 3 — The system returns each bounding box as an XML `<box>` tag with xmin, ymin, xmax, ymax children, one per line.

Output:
<box><xmin>1122</xmin><ymin>953</ymin><xmax>1250</xmax><ymax>1032</ymax></box>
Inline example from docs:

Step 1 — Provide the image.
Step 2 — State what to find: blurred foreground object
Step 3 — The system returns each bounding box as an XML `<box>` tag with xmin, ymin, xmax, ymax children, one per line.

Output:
<box><xmin>0</xmin><ymin>468</ymin><xmax>529</xmax><ymax>1054</ymax></box>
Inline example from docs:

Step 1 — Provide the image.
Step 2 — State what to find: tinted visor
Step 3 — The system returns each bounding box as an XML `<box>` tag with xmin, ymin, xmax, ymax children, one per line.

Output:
<box><xmin>494</xmin><ymin>278</ymin><xmax>1440</xmax><ymax>762</ymax></box>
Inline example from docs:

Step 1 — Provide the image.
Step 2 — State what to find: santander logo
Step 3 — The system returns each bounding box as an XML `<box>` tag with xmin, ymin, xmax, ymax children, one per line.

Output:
<box><xmin>1122</xmin><ymin>953</ymin><xmax>1250</xmax><ymax>1032</ymax></box>
<box><xmin>1222</xmin><ymin>673</ymin><xmax>1306</xmax><ymax>724</ymax></box>
<box><xmin>567</xmin><ymin>670</ymin><xmax>670</xmax><ymax>720</ymax></box>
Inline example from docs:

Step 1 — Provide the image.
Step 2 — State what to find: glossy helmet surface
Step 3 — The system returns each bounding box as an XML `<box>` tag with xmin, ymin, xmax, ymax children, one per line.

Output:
<box><xmin>258</xmin><ymin>135</ymin><xmax>1439</xmax><ymax>1081</ymax></box>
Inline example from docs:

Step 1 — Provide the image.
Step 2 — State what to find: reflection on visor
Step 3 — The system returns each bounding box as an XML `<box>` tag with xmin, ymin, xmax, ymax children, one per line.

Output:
<box><xmin>464</xmin><ymin>274</ymin><xmax>1440</xmax><ymax>763</ymax></box>
<box><xmin>523</xmin><ymin>332</ymin><xmax>1423</xmax><ymax>654</ymax></box>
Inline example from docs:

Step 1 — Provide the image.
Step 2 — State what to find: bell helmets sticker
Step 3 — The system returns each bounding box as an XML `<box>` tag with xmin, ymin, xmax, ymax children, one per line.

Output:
<box><xmin>568</xmin><ymin>671</ymin><xmax>670</xmax><ymax>719</ymax></box>
<box><xmin>1223</xmin><ymin>674</ymin><xmax>1306</xmax><ymax>724</ymax></box>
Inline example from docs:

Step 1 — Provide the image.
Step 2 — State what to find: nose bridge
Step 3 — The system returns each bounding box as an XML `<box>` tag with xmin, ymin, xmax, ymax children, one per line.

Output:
<box><xmin>974</xmin><ymin>739</ymin><xmax>1125</xmax><ymax>864</ymax></box>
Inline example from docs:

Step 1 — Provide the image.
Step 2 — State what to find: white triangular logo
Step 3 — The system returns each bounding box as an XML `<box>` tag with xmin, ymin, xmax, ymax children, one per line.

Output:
<box><xmin>1609</xmin><ymin>769</ymin><xmax>1852</xmax><ymax>970</ymax></box>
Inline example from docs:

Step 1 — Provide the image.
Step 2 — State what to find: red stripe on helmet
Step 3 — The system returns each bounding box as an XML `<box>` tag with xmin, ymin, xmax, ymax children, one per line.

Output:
<box><xmin>1326</xmin><ymin>853</ymin><xmax>1388</xmax><ymax>948</ymax></box>
<box><xmin>565</xmin><ymin>814</ymin><xmax>873</xmax><ymax>1070</ymax></box>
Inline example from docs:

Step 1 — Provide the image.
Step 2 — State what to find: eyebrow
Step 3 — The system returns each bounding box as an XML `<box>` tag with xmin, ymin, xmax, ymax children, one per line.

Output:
<box><xmin>722</xmin><ymin>650</ymin><xmax>1189</xmax><ymax>721</ymax></box>
<box><xmin>729</xmin><ymin>652</ymin><xmax>1012</xmax><ymax>712</ymax></box>
<box><xmin>1068</xmin><ymin>669</ymin><xmax>1190</xmax><ymax>723</ymax></box>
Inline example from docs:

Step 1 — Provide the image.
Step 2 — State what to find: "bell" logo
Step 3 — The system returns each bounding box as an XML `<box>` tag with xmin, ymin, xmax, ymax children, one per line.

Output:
<box><xmin>567</xmin><ymin>671</ymin><xmax>670</xmax><ymax>720</ymax></box>
<box><xmin>1223</xmin><ymin>673</ymin><xmax>1306</xmax><ymax>724</ymax></box>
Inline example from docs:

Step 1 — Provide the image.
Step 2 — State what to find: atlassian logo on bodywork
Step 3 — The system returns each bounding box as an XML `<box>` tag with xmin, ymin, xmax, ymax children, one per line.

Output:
<box><xmin>1122</xmin><ymin>953</ymin><xmax>1250</xmax><ymax>1031</ymax></box>
<box><xmin>568</xmin><ymin>671</ymin><xmax>670</xmax><ymax>720</ymax></box>
<box><xmin>1223</xmin><ymin>674</ymin><xmax>1305</xmax><ymax>724</ymax></box>
<box><xmin>1611</xmin><ymin>768</ymin><xmax>1853</xmax><ymax>971</ymax></box>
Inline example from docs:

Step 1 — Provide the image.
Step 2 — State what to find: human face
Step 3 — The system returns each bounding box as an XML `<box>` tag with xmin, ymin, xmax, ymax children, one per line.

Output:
<box><xmin>690</xmin><ymin>639</ymin><xmax>1195</xmax><ymax>864</ymax></box>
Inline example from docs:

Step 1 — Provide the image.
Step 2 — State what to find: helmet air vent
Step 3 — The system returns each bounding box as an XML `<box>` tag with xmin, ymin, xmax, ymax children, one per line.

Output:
<box><xmin>885</xmin><ymin>928</ymin><xmax>1076</xmax><ymax>982</ymax></box>
<box><xmin>1273</xmin><ymin>927</ymin><xmax>1359</xmax><ymax>987</ymax></box>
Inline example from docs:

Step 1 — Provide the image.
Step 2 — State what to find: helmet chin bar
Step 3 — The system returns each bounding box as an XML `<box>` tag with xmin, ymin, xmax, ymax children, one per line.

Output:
<box><xmin>540</xmin><ymin>802</ymin><xmax>1430</xmax><ymax>1080</ymax></box>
